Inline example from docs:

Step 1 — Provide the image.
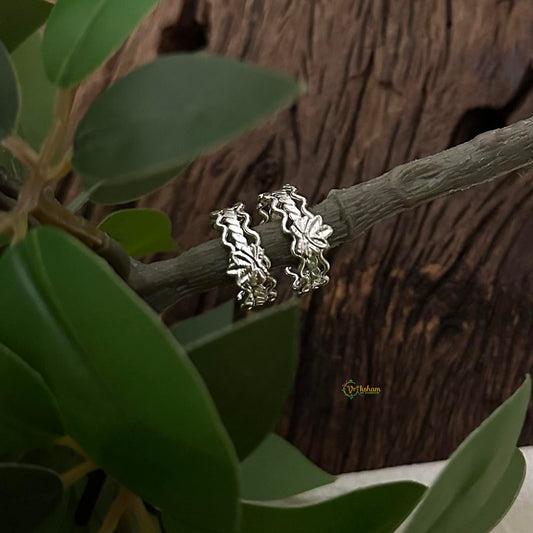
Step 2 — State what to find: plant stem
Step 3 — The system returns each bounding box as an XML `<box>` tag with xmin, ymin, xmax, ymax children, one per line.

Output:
<box><xmin>98</xmin><ymin>486</ymin><xmax>134</xmax><ymax>533</ymax></box>
<box><xmin>46</xmin><ymin>146</ymin><xmax>73</xmax><ymax>182</ymax></box>
<box><xmin>0</xmin><ymin>169</ymin><xmax>39</xmax><ymax>242</ymax></box>
<box><xmin>9</xmin><ymin>175</ymin><xmax>41</xmax><ymax>242</ymax></box>
<box><xmin>0</xmin><ymin>176</ymin><xmax>131</xmax><ymax>278</ymax></box>
<box><xmin>67</xmin><ymin>181</ymin><xmax>102</xmax><ymax>213</ymax></box>
<box><xmin>39</xmin><ymin>88</ymin><xmax>76</xmax><ymax>174</ymax></box>
<box><xmin>1</xmin><ymin>135</ymin><xmax>39</xmax><ymax>174</ymax></box>
<box><xmin>61</xmin><ymin>459</ymin><xmax>98</xmax><ymax>488</ymax></box>
<box><xmin>0</xmin><ymin>88</ymin><xmax>76</xmax><ymax>242</ymax></box>
<box><xmin>0</xmin><ymin>85</ymin><xmax>130</xmax><ymax>278</ymax></box>
<box><xmin>33</xmin><ymin>191</ymin><xmax>131</xmax><ymax>279</ymax></box>
<box><xmin>56</xmin><ymin>435</ymin><xmax>88</xmax><ymax>457</ymax></box>
<box><xmin>131</xmin><ymin>497</ymin><xmax>159</xmax><ymax>533</ymax></box>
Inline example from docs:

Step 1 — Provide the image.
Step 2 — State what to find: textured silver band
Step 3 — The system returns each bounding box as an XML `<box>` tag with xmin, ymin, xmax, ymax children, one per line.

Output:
<box><xmin>258</xmin><ymin>184</ymin><xmax>332</xmax><ymax>294</ymax></box>
<box><xmin>211</xmin><ymin>203</ymin><xmax>277</xmax><ymax>309</ymax></box>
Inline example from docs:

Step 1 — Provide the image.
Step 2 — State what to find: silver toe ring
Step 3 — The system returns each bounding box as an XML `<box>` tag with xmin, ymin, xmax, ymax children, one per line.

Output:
<box><xmin>258</xmin><ymin>185</ymin><xmax>332</xmax><ymax>294</ymax></box>
<box><xmin>211</xmin><ymin>203</ymin><xmax>277</xmax><ymax>309</ymax></box>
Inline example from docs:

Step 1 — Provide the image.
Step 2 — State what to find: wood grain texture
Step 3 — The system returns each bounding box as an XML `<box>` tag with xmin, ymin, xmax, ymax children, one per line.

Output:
<box><xmin>63</xmin><ymin>0</ymin><xmax>533</xmax><ymax>474</ymax></box>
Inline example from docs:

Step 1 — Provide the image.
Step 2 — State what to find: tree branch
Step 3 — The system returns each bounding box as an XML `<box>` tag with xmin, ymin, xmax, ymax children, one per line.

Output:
<box><xmin>130</xmin><ymin>116</ymin><xmax>533</xmax><ymax>311</ymax></box>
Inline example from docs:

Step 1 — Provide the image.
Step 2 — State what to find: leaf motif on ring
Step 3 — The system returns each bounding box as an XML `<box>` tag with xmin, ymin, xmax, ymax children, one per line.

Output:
<box><xmin>290</xmin><ymin>215</ymin><xmax>333</xmax><ymax>257</ymax></box>
<box><xmin>227</xmin><ymin>246</ymin><xmax>270</xmax><ymax>286</ymax></box>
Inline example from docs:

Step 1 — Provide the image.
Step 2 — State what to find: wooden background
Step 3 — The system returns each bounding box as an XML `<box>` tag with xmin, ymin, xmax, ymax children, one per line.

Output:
<box><xmin>63</xmin><ymin>0</ymin><xmax>533</xmax><ymax>474</ymax></box>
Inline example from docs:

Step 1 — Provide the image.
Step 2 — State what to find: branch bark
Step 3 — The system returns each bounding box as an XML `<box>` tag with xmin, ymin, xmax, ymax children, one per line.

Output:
<box><xmin>129</xmin><ymin>116</ymin><xmax>533</xmax><ymax>311</ymax></box>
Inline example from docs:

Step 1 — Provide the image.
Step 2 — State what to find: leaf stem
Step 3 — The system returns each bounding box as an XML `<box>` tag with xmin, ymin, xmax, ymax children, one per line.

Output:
<box><xmin>56</xmin><ymin>435</ymin><xmax>88</xmax><ymax>457</ymax></box>
<box><xmin>46</xmin><ymin>146</ymin><xmax>73</xmax><ymax>182</ymax></box>
<box><xmin>0</xmin><ymin>84</ymin><xmax>131</xmax><ymax>278</ymax></box>
<box><xmin>1</xmin><ymin>135</ymin><xmax>39</xmax><ymax>174</ymax></box>
<box><xmin>0</xmin><ymin>171</ymin><xmax>40</xmax><ymax>242</ymax></box>
<box><xmin>98</xmin><ymin>486</ymin><xmax>135</xmax><ymax>533</ymax></box>
<box><xmin>39</xmin><ymin>87</ymin><xmax>76</xmax><ymax>174</ymax></box>
<box><xmin>0</xmin><ymin>88</ymin><xmax>76</xmax><ymax>242</ymax></box>
<box><xmin>33</xmin><ymin>191</ymin><xmax>131</xmax><ymax>279</ymax></box>
<box><xmin>61</xmin><ymin>459</ymin><xmax>98</xmax><ymax>489</ymax></box>
<box><xmin>131</xmin><ymin>496</ymin><xmax>159</xmax><ymax>533</ymax></box>
<box><xmin>67</xmin><ymin>181</ymin><xmax>102</xmax><ymax>213</ymax></box>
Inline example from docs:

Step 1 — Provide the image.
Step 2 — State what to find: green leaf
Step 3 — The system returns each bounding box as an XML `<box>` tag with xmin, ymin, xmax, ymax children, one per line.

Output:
<box><xmin>0</xmin><ymin>342</ymin><xmax>64</xmax><ymax>456</ymax></box>
<box><xmin>403</xmin><ymin>376</ymin><xmax>531</xmax><ymax>533</ymax></box>
<box><xmin>36</xmin><ymin>478</ymin><xmax>88</xmax><ymax>533</ymax></box>
<box><xmin>19</xmin><ymin>444</ymin><xmax>84</xmax><ymax>476</ymax></box>
<box><xmin>35</xmin><ymin>488</ymin><xmax>75</xmax><ymax>533</ymax></box>
<box><xmin>11</xmin><ymin>32</ymin><xmax>56</xmax><ymax>150</ymax></box>
<box><xmin>0</xmin><ymin>463</ymin><xmax>63</xmax><ymax>533</ymax></box>
<box><xmin>99</xmin><ymin>208</ymin><xmax>177</xmax><ymax>258</ymax></box>
<box><xmin>188</xmin><ymin>301</ymin><xmax>300</xmax><ymax>459</ymax></box>
<box><xmin>463</xmin><ymin>448</ymin><xmax>526</xmax><ymax>533</ymax></box>
<box><xmin>241</xmin><ymin>434</ymin><xmax>335</xmax><ymax>501</ymax></box>
<box><xmin>0</xmin><ymin>0</ymin><xmax>52</xmax><ymax>53</ymax></box>
<box><xmin>209</xmin><ymin>482</ymin><xmax>424</xmax><ymax>533</ymax></box>
<box><xmin>0</xmin><ymin>231</ymin><xmax>11</xmax><ymax>250</ymax></box>
<box><xmin>171</xmin><ymin>301</ymin><xmax>234</xmax><ymax>347</ymax></box>
<box><xmin>0</xmin><ymin>227</ymin><xmax>239</xmax><ymax>533</ymax></box>
<box><xmin>0</xmin><ymin>40</ymin><xmax>20</xmax><ymax>140</ymax></box>
<box><xmin>73</xmin><ymin>54</ymin><xmax>303</xmax><ymax>203</ymax></box>
<box><xmin>85</xmin><ymin>164</ymin><xmax>188</xmax><ymax>206</ymax></box>
<box><xmin>43</xmin><ymin>0</ymin><xmax>158</xmax><ymax>87</ymax></box>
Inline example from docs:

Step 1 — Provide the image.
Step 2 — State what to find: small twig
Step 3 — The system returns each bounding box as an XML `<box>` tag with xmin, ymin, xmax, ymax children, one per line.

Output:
<box><xmin>33</xmin><ymin>191</ymin><xmax>131</xmax><ymax>279</ymax></box>
<box><xmin>128</xmin><ymin>115</ymin><xmax>533</xmax><ymax>311</ymax></box>
<box><xmin>9</xmin><ymin>175</ymin><xmax>42</xmax><ymax>241</ymax></box>
<box><xmin>131</xmin><ymin>496</ymin><xmax>159</xmax><ymax>533</ymax></box>
<box><xmin>46</xmin><ymin>146</ymin><xmax>73</xmax><ymax>182</ymax></box>
<box><xmin>61</xmin><ymin>459</ymin><xmax>98</xmax><ymax>489</ymax></box>
<box><xmin>1</xmin><ymin>135</ymin><xmax>39</xmax><ymax>174</ymax></box>
<box><xmin>55</xmin><ymin>435</ymin><xmax>89</xmax><ymax>457</ymax></box>
<box><xmin>0</xmin><ymin>88</ymin><xmax>76</xmax><ymax>242</ymax></box>
<box><xmin>0</xmin><ymin>177</ymin><xmax>130</xmax><ymax>278</ymax></box>
<box><xmin>67</xmin><ymin>180</ymin><xmax>101</xmax><ymax>212</ymax></box>
<box><xmin>39</xmin><ymin>88</ymin><xmax>76</xmax><ymax>173</ymax></box>
<box><xmin>98</xmin><ymin>486</ymin><xmax>134</xmax><ymax>533</ymax></box>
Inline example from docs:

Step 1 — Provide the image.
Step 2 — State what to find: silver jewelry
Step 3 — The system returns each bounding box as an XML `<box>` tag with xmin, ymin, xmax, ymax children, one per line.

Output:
<box><xmin>258</xmin><ymin>184</ymin><xmax>332</xmax><ymax>294</ymax></box>
<box><xmin>211</xmin><ymin>203</ymin><xmax>277</xmax><ymax>309</ymax></box>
